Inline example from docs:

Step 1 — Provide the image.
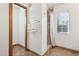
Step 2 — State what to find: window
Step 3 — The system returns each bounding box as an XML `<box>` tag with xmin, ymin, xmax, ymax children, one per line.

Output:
<box><xmin>57</xmin><ymin>11</ymin><xmax>69</xmax><ymax>32</ymax></box>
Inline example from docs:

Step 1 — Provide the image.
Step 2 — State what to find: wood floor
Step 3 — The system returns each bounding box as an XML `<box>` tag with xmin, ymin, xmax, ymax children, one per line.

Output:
<box><xmin>13</xmin><ymin>45</ymin><xmax>79</xmax><ymax>56</ymax></box>
<box><xmin>45</xmin><ymin>47</ymin><xmax>79</xmax><ymax>56</ymax></box>
<box><xmin>13</xmin><ymin>45</ymin><xmax>37</xmax><ymax>56</ymax></box>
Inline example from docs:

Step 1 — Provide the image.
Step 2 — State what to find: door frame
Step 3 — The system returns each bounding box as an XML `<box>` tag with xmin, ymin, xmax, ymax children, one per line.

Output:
<box><xmin>9</xmin><ymin>3</ymin><xmax>28</xmax><ymax>56</ymax></box>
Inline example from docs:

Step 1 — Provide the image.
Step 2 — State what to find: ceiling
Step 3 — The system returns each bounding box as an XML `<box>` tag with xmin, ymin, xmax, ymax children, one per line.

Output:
<box><xmin>19</xmin><ymin>3</ymin><xmax>63</xmax><ymax>8</ymax></box>
<box><xmin>47</xmin><ymin>3</ymin><xmax>63</xmax><ymax>8</ymax></box>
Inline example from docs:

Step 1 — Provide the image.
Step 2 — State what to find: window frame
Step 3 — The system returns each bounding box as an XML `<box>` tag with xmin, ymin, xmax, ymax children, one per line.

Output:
<box><xmin>56</xmin><ymin>10</ymin><xmax>70</xmax><ymax>33</ymax></box>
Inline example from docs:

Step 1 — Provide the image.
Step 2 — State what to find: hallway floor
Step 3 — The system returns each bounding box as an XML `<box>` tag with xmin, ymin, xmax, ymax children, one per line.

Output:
<box><xmin>13</xmin><ymin>45</ymin><xmax>37</xmax><ymax>56</ymax></box>
<box><xmin>13</xmin><ymin>45</ymin><xmax>79</xmax><ymax>56</ymax></box>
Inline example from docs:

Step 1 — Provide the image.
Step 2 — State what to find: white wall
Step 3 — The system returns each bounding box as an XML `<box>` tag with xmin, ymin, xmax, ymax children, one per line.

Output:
<box><xmin>53</xmin><ymin>3</ymin><xmax>79</xmax><ymax>51</ymax></box>
<box><xmin>13</xmin><ymin>4</ymin><xmax>26</xmax><ymax>47</ymax></box>
<box><xmin>13</xmin><ymin>4</ymin><xmax>20</xmax><ymax>45</ymax></box>
<box><xmin>41</xmin><ymin>4</ymin><xmax>47</xmax><ymax>55</ymax></box>
<box><xmin>0</xmin><ymin>3</ymin><xmax>9</xmax><ymax>56</ymax></box>
<box><xmin>28</xmin><ymin>3</ymin><xmax>48</xmax><ymax>55</ymax></box>
<box><xmin>19</xmin><ymin>7</ymin><xmax>26</xmax><ymax>47</ymax></box>
<box><xmin>28</xmin><ymin>3</ymin><xmax>42</xmax><ymax>55</ymax></box>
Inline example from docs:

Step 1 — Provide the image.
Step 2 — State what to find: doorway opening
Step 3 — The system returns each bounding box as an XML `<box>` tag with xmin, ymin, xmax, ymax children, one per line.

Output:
<box><xmin>47</xmin><ymin>8</ymin><xmax>54</xmax><ymax>49</ymax></box>
<box><xmin>9</xmin><ymin>3</ymin><xmax>28</xmax><ymax>56</ymax></box>
<box><xmin>47</xmin><ymin>8</ymin><xmax>51</xmax><ymax>49</ymax></box>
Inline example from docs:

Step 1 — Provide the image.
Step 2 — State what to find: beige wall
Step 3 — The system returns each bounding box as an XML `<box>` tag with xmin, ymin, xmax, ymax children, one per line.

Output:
<box><xmin>0</xmin><ymin>3</ymin><xmax>9</xmax><ymax>56</ymax></box>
